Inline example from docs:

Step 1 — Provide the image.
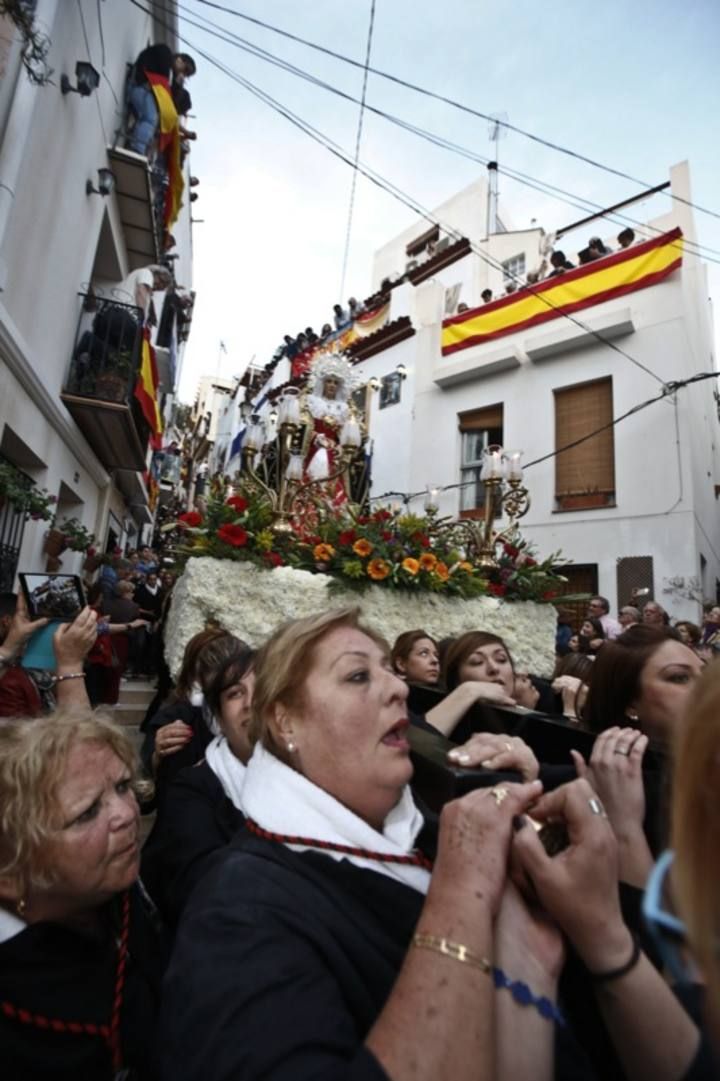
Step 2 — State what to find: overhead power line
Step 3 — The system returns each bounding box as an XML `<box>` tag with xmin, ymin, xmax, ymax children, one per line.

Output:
<box><xmin>368</xmin><ymin>372</ymin><xmax>720</xmax><ymax>505</ymax></box>
<box><xmin>339</xmin><ymin>0</ymin><xmax>376</xmax><ymax>302</ymax></box>
<box><xmin>187</xmin><ymin>0</ymin><xmax>720</xmax><ymax>224</ymax></box>
<box><xmin>136</xmin><ymin>0</ymin><xmax>667</xmax><ymax>385</ymax></box>
<box><xmin>166</xmin><ymin>0</ymin><xmax>720</xmax><ymax>267</ymax></box>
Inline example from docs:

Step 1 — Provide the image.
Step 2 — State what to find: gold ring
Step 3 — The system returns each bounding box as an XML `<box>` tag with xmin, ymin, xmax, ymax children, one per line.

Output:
<box><xmin>588</xmin><ymin>797</ymin><xmax>604</xmax><ymax>816</ymax></box>
<box><xmin>490</xmin><ymin>786</ymin><xmax>509</xmax><ymax>806</ymax></box>
<box><xmin>613</xmin><ymin>747</ymin><xmax>631</xmax><ymax>756</ymax></box>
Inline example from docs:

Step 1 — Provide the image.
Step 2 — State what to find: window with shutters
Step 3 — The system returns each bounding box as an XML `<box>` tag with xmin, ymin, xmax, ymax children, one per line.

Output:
<box><xmin>458</xmin><ymin>404</ymin><xmax>503</xmax><ymax>518</ymax></box>
<box><xmin>554</xmin><ymin>378</ymin><xmax>615</xmax><ymax>511</ymax></box>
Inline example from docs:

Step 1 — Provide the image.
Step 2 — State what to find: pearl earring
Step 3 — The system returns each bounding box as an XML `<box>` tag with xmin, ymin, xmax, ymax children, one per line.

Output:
<box><xmin>627</xmin><ymin>712</ymin><xmax>639</xmax><ymax>722</ymax></box>
<box><xmin>16</xmin><ymin>898</ymin><xmax>27</xmax><ymax>917</ymax></box>
<box><xmin>286</xmin><ymin>740</ymin><xmax>296</xmax><ymax>752</ymax></box>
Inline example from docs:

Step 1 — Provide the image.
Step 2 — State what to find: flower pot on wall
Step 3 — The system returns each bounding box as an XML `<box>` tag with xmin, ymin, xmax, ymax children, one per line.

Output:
<box><xmin>44</xmin><ymin>528</ymin><xmax>68</xmax><ymax>558</ymax></box>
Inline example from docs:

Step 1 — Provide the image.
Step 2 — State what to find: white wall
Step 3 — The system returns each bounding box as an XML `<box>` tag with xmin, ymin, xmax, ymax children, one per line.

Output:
<box><xmin>366</xmin><ymin>164</ymin><xmax>719</xmax><ymax>620</ymax></box>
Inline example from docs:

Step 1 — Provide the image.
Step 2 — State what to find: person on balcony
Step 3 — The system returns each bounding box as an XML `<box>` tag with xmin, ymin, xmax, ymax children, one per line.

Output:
<box><xmin>127</xmin><ymin>46</ymin><xmax>196</xmax><ymax>157</ymax></box>
<box><xmin>333</xmin><ymin>302</ymin><xmax>350</xmax><ymax>330</ymax></box>
<box><xmin>585</xmin><ymin>236</ymin><xmax>612</xmax><ymax>262</ymax></box>
<box><xmin>75</xmin><ymin>265</ymin><xmax>171</xmax><ymax>376</ymax></box>
<box><xmin>548</xmin><ymin>250</ymin><xmax>575</xmax><ymax>276</ymax></box>
<box><xmin>617</xmin><ymin>227</ymin><xmax>636</xmax><ymax>249</ymax></box>
<box><xmin>481</xmin><ymin>288</ymin><xmax>493</xmax><ymax>303</ymax></box>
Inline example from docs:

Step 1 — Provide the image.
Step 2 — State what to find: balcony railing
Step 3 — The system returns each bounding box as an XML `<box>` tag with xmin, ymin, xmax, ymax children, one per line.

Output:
<box><xmin>61</xmin><ymin>295</ymin><xmax>151</xmax><ymax>471</ymax></box>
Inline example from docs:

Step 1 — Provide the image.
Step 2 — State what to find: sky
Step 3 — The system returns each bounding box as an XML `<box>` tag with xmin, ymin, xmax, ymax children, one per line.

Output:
<box><xmin>176</xmin><ymin>0</ymin><xmax>720</xmax><ymax>402</ymax></box>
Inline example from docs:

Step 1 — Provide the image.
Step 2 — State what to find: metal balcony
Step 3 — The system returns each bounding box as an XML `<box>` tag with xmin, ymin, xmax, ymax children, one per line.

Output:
<box><xmin>61</xmin><ymin>295</ymin><xmax>151</xmax><ymax>471</ymax></box>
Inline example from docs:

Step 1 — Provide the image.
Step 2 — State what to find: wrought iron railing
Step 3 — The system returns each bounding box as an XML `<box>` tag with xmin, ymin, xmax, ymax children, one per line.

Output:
<box><xmin>65</xmin><ymin>294</ymin><xmax>144</xmax><ymax>404</ymax></box>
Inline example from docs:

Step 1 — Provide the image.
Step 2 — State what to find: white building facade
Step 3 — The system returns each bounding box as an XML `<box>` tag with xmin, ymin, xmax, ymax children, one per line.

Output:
<box><xmin>0</xmin><ymin>0</ymin><xmax>194</xmax><ymax>584</ymax></box>
<box><xmin>350</xmin><ymin>163</ymin><xmax>719</xmax><ymax>621</ymax></box>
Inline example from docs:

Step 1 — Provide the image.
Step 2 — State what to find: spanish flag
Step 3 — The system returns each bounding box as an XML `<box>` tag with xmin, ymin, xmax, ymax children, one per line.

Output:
<box><xmin>134</xmin><ymin>328</ymin><xmax>163</xmax><ymax>448</ymax></box>
<box><xmin>442</xmin><ymin>227</ymin><xmax>683</xmax><ymax>357</ymax></box>
<box><xmin>145</xmin><ymin>71</ymin><xmax>184</xmax><ymax>231</ymax></box>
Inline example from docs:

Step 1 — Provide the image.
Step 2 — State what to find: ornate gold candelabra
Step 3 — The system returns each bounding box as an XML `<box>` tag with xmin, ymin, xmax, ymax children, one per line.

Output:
<box><xmin>425</xmin><ymin>446</ymin><xmax>530</xmax><ymax>572</ymax></box>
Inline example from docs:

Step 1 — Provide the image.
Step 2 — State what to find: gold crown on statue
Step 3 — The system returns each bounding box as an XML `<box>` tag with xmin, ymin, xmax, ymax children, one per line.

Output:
<box><xmin>307</xmin><ymin>352</ymin><xmax>358</xmax><ymax>398</ymax></box>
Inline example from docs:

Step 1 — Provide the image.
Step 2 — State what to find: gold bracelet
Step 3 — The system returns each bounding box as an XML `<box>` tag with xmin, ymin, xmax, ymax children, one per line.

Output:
<box><xmin>413</xmin><ymin>933</ymin><xmax>492</xmax><ymax>973</ymax></box>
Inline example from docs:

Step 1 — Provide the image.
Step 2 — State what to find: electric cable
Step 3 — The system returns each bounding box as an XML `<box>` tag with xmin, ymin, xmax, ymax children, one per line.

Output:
<box><xmin>338</xmin><ymin>0</ymin><xmax>376</xmax><ymax>302</ymax></box>
<box><xmin>168</xmin><ymin>0</ymin><xmax>720</xmax><ymax>265</ymax></box>
<box><xmin>186</xmin><ymin>0</ymin><xmax>720</xmax><ymax>223</ymax></box>
<box><xmin>133</xmin><ymin>0</ymin><xmax>667</xmax><ymax>385</ymax></box>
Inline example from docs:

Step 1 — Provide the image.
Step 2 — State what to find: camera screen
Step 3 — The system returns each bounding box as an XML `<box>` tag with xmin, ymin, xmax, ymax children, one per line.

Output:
<box><xmin>19</xmin><ymin>573</ymin><xmax>85</xmax><ymax>621</ymax></box>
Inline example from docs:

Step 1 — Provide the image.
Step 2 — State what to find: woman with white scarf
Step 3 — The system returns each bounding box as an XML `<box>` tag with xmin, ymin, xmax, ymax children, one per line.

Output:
<box><xmin>141</xmin><ymin>642</ymin><xmax>254</xmax><ymax>926</ymax></box>
<box><xmin>160</xmin><ymin>607</ymin><xmax>569</xmax><ymax>1080</ymax></box>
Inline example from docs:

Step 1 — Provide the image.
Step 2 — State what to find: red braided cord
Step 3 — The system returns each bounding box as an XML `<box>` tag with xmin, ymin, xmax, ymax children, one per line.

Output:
<box><xmin>1</xmin><ymin>889</ymin><xmax>130</xmax><ymax>1070</ymax></box>
<box><xmin>109</xmin><ymin>889</ymin><xmax>130</xmax><ymax>1070</ymax></box>
<box><xmin>244</xmin><ymin>818</ymin><xmax>433</xmax><ymax>871</ymax></box>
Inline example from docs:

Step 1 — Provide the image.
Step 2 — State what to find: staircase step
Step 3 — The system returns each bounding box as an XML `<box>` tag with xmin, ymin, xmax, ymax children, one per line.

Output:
<box><xmin>112</xmin><ymin>704</ymin><xmax>147</xmax><ymax>726</ymax></box>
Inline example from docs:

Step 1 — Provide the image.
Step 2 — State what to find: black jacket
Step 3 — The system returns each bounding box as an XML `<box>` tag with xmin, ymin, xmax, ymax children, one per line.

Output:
<box><xmin>0</xmin><ymin>884</ymin><xmax>166</xmax><ymax>1080</ymax></box>
<box><xmin>141</xmin><ymin>760</ymin><xmax>243</xmax><ymax>927</ymax></box>
<box><xmin>160</xmin><ymin>834</ymin><xmax>594</xmax><ymax>1081</ymax></box>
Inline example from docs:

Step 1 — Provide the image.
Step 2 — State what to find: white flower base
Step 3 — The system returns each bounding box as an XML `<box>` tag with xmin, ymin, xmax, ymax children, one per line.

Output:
<box><xmin>166</xmin><ymin>558</ymin><xmax>557</xmax><ymax>678</ymax></box>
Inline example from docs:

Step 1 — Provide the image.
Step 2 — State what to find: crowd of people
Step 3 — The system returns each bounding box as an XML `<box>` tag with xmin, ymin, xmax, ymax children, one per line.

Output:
<box><xmin>0</xmin><ymin>575</ymin><xmax>718</xmax><ymax>1080</ymax></box>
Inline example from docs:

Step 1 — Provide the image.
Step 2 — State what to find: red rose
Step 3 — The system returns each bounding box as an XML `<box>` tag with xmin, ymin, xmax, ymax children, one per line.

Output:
<box><xmin>226</xmin><ymin>495</ymin><xmax>248</xmax><ymax>514</ymax></box>
<box><xmin>525</xmin><ymin>557</ymin><xmax>537</xmax><ymax>567</ymax></box>
<box><xmin>338</xmin><ymin>529</ymin><xmax>356</xmax><ymax>546</ymax></box>
<box><xmin>373</xmin><ymin>509</ymin><xmax>392</xmax><ymax>522</ymax></box>
<box><xmin>381</xmin><ymin>531</ymin><xmax>393</xmax><ymax>542</ymax></box>
<box><xmin>488</xmin><ymin>582</ymin><xmax>507</xmax><ymax>596</ymax></box>
<box><xmin>87</xmin><ymin>546</ymin><xmax>96</xmax><ymax>557</ymax></box>
<box><xmin>503</xmin><ymin>544</ymin><xmax>519</xmax><ymax>559</ymax></box>
<box><xmin>542</xmin><ymin>589</ymin><xmax>557</xmax><ymax>600</ymax></box>
<box><xmin>179</xmin><ymin>511</ymin><xmax>203</xmax><ymax>527</ymax></box>
<box><xmin>264</xmin><ymin>551</ymin><xmax>283</xmax><ymax>567</ymax></box>
<box><xmin>217</xmin><ymin>524</ymin><xmax>248</xmax><ymax>547</ymax></box>
<box><xmin>413</xmin><ymin>532</ymin><xmax>430</xmax><ymax>548</ymax></box>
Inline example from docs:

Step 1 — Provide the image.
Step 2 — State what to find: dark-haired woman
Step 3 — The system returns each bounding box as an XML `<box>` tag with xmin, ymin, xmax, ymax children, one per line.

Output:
<box><xmin>141</xmin><ymin>642</ymin><xmax>255</xmax><ymax>926</ymax></box>
<box><xmin>391</xmin><ymin>630</ymin><xmax>440</xmax><ymax>685</ymax></box>
<box><xmin>140</xmin><ymin>629</ymin><xmax>248</xmax><ymax>806</ymax></box>
<box><xmin>578</xmin><ymin>617</ymin><xmax>605</xmax><ymax>655</ymax></box>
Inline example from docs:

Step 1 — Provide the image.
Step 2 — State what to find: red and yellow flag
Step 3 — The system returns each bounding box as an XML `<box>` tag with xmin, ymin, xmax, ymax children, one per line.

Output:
<box><xmin>146</xmin><ymin>71</ymin><xmax>184</xmax><ymax>231</ymax></box>
<box><xmin>134</xmin><ymin>328</ymin><xmax>163</xmax><ymax>447</ymax></box>
<box><xmin>442</xmin><ymin>227</ymin><xmax>683</xmax><ymax>357</ymax></box>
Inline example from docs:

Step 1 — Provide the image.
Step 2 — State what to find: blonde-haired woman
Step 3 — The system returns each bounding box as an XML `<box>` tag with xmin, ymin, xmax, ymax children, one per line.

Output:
<box><xmin>670</xmin><ymin>661</ymin><xmax>720</xmax><ymax>1044</ymax></box>
<box><xmin>0</xmin><ymin>709</ymin><xmax>165</xmax><ymax>1080</ymax></box>
<box><xmin>161</xmin><ymin>606</ymin><xmax>563</xmax><ymax>1081</ymax></box>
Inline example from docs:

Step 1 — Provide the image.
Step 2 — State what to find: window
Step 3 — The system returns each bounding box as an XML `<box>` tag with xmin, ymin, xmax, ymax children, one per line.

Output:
<box><xmin>0</xmin><ymin>458</ymin><xmax>30</xmax><ymax>591</ymax></box>
<box><xmin>616</xmin><ymin>556</ymin><xmax>654</xmax><ymax>608</ymax></box>
<box><xmin>554</xmin><ymin>377</ymin><xmax>615</xmax><ymax>511</ymax></box>
<box><xmin>552</xmin><ymin>563</ymin><xmax>599</xmax><ymax>631</ymax></box>
<box><xmin>501</xmin><ymin>254</ymin><xmax>525</xmax><ymax>282</ymax></box>
<box><xmin>458</xmin><ymin>404</ymin><xmax>503</xmax><ymax>517</ymax></box>
<box><xmin>379</xmin><ymin>372</ymin><xmax>402</xmax><ymax>409</ymax></box>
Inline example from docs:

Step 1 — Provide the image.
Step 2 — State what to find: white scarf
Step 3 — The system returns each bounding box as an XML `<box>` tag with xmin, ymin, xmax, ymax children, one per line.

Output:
<box><xmin>0</xmin><ymin>906</ymin><xmax>26</xmax><ymax>945</ymax></box>
<box><xmin>241</xmin><ymin>743</ymin><xmax>431</xmax><ymax>895</ymax></box>
<box><xmin>204</xmin><ymin>734</ymin><xmax>246</xmax><ymax>810</ymax></box>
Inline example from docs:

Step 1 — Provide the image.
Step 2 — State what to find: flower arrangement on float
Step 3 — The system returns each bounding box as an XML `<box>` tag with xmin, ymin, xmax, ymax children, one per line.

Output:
<box><xmin>163</xmin><ymin>489</ymin><xmax>565</xmax><ymax>604</ymax></box>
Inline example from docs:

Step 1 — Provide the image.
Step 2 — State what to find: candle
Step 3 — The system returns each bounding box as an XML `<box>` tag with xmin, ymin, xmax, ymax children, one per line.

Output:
<box><xmin>283</xmin><ymin>391</ymin><xmax>301</xmax><ymax>425</ymax></box>
<box><xmin>340</xmin><ymin>416</ymin><xmax>361</xmax><ymax>447</ymax></box>
<box><xmin>424</xmin><ymin>487</ymin><xmax>440</xmax><ymax>513</ymax></box>
<box><xmin>245</xmin><ymin>422</ymin><xmax>264</xmax><ymax>451</ymax></box>
<box><xmin>286</xmin><ymin>454</ymin><xmax>304</xmax><ymax>481</ymax></box>
<box><xmin>504</xmin><ymin>451</ymin><xmax>523</xmax><ymax>481</ymax></box>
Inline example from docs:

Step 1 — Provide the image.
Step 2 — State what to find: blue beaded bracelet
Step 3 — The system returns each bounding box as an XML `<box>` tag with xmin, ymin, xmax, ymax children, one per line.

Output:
<box><xmin>492</xmin><ymin>966</ymin><xmax>566</xmax><ymax>1027</ymax></box>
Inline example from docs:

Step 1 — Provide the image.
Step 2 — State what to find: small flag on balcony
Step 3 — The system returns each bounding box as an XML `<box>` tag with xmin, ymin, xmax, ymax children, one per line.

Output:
<box><xmin>134</xmin><ymin>328</ymin><xmax>164</xmax><ymax>447</ymax></box>
<box><xmin>146</xmin><ymin>71</ymin><xmax>184</xmax><ymax>230</ymax></box>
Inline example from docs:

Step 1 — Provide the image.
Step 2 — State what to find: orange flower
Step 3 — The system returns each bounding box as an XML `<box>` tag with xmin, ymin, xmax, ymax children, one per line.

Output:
<box><xmin>419</xmin><ymin>552</ymin><xmax>437</xmax><ymax>571</ymax></box>
<box><xmin>434</xmin><ymin>561</ymin><xmax>450</xmax><ymax>581</ymax></box>
<box><xmin>402</xmin><ymin>557</ymin><xmax>420</xmax><ymax>576</ymax></box>
<box><xmin>367</xmin><ymin>558</ymin><xmax>391</xmax><ymax>581</ymax></box>
<box><xmin>313</xmin><ymin>543</ymin><xmax>335</xmax><ymax>562</ymax></box>
<box><xmin>458</xmin><ymin>561</ymin><xmax>474</xmax><ymax>573</ymax></box>
<box><xmin>353</xmin><ymin>538</ymin><xmax>373</xmax><ymax>557</ymax></box>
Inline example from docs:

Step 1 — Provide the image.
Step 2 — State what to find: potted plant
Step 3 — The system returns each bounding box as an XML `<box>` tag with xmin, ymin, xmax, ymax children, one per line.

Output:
<box><xmin>0</xmin><ymin>460</ymin><xmax>56</xmax><ymax>521</ymax></box>
<box><xmin>57</xmin><ymin>517</ymin><xmax>96</xmax><ymax>553</ymax></box>
<box><xmin>94</xmin><ymin>349</ymin><xmax>137</xmax><ymax>403</ymax></box>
